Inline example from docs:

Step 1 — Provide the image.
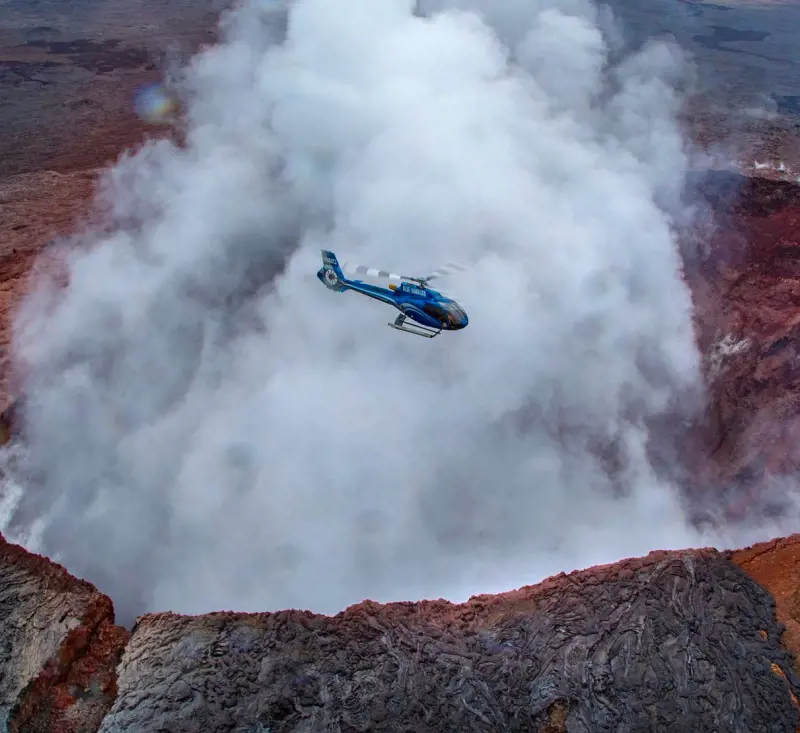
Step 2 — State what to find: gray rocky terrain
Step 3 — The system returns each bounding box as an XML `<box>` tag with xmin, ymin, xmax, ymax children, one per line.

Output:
<box><xmin>3</xmin><ymin>531</ymin><xmax>800</xmax><ymax>733</ymax></box>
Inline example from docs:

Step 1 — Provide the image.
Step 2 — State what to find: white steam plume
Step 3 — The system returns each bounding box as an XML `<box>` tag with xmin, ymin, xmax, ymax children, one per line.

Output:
<box><xmin>4</xmin><ymin>0</ymin><xmax>712</xmax><ymax>622</ymax></box>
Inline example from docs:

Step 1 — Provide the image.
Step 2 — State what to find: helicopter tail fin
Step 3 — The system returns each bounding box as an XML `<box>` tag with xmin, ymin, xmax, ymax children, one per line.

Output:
<box><xmin>318</xmin><ymin>249</ymin><xmax>348</xmax><ymax>291</ymax></box>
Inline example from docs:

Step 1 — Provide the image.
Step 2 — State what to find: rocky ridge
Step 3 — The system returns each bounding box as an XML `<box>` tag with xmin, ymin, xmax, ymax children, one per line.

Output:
<box><xmin>3</xmin><ymin>530</ymin><xmax>800</xmax><ymax>733</ymax></box>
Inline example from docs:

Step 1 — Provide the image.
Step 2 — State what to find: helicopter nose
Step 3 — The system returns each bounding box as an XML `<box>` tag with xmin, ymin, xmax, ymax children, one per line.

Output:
<box><xmin>460</xmin><ymin>314</ymin><xmax>469</xmax><ymax>329</ymax></box>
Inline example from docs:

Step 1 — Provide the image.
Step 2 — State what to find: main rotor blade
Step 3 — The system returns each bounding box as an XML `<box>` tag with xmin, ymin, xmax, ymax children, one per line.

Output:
<box><xmin>342</xmin><ymin>258</ymin><xmax>472</xmax><ymax>285</ymax></box>
<box><xmin>342</xmin><ymin>262</ymin><xmax>403</xmax><ymax>281</ymax></box>
<box><xmin>419</xmin><ymin>261</ymin><xmax>471</xmax><ymax>283</ymax></box>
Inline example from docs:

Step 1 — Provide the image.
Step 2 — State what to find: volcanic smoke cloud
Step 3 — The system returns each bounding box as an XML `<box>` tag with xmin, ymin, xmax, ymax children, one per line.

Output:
<box><xmin>2</xmin><ymin>0</ymin><xmax>723</xmax><ymax>621</ymax></box>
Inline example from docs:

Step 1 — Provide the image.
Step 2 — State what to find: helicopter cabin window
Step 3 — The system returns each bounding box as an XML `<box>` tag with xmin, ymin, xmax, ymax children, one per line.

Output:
<box><xmin>446</xmin><ymin>303</ymin><xmax>465</xmax><ymax>318</ymax></box>
<box><xmin>441</xmin><ymin>302</ymin><xmax>464</xmax><ymax>327</ymax></box>
<box><xmin>423</xmin><ymin>303</ymin><xmax>446</xmax><ymax>321</ymax></box>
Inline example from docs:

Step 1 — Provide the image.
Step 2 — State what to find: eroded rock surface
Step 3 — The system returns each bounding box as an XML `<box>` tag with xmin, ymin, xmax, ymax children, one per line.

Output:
<box><xmin>3</xmin><ymin>522</ymin><xmax>800</xmax><ymax>733</ymax></box>
<box><xmin>98</xmin><ymin>549</ymin><xmax>799</xmax><ymax>733</ymax></box>
<box><xmin>0</xmin><ymin>532</ymin><xmax>128</xmax><ymax>733</ymax></box>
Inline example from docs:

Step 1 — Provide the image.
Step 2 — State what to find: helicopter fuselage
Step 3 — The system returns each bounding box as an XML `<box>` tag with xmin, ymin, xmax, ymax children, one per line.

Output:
<box><xmin>316</xmin><ymin>251</ymin><xmax>469</xmax><ymax>335</ymax></box>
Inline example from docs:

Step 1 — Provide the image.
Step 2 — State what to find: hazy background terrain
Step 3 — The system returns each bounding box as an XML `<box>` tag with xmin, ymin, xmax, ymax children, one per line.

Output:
<box><xmin>3</xmin><ymin>0</ymin><xmax>800</xmax><ymax>625</ymax></box>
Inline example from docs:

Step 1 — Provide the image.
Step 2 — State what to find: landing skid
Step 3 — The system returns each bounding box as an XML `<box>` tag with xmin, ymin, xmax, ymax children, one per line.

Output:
<box><xmin>388</xmin><ymin>314</ymin><xmax>441</xmax><ymax>339</ymax></box>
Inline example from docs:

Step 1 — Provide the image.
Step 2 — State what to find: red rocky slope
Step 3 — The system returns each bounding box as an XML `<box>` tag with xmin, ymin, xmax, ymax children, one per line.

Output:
<box><xmin>732</xmin><ymin>534</ymin><xmax>800</xmax><ymax>677</ymax></box>
<box><xmin>684</xmin><ymin>170</ymin><xmax>800</xmax><ymax>521</ymax></box>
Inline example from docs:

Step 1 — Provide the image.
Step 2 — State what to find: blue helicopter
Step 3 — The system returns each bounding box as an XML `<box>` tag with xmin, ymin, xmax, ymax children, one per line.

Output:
<box><xmin>317</xmin><ymin>249</ymin><xmax>469</xmax><ymax>338</ymax></box>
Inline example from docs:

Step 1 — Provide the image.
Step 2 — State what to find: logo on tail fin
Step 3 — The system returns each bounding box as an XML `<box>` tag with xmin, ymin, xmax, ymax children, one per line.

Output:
<box><xmin>318</xmin><ymin>249</ymin><xmax>348</xmax><ymax>292</ymax></box>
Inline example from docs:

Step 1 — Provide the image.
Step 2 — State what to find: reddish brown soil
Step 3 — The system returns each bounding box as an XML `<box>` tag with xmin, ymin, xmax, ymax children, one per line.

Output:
<box><xmin>0</xmin><ymin>170</ymin><xmax>98</xmax><ymax>405</ymax></box>
<box><xmin>0</xmin><ymin>0</ymin><xmax>212</xmax><ymax>410</ymax></box>
<box><xmin>732</xmin><ymin>534</ymin><xmax>800</xmax><ymax>676</ymax></box>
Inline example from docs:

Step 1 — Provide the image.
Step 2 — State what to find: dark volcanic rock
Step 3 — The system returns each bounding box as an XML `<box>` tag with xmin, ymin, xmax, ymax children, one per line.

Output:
<box><xmin>97</xmin><ymin>550</ymin><xmax>799</xmax><ymax>733</ymax></box>
<box><xmin>3</xmin><ymin>526</ymin><xmax>800</xmax><ymax>733</ymax></box>
<box><xmin>0</xmin><ymin>532</ymin><xmax>129</xmax><ymax>733</ymax></box>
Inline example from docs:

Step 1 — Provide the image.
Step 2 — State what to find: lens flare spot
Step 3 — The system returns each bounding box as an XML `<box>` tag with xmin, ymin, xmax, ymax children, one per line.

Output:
<box><xmin>133</xmin><ymin>83</ymin><xmax>179</xmax><ymax>125</ymax></box>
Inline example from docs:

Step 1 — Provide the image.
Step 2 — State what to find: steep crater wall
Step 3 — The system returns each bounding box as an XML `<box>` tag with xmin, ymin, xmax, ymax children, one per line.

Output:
<box><xmin>682</xmin><ymin>171</ymin><xmax>800</xmax><ymax>521</ymax></box>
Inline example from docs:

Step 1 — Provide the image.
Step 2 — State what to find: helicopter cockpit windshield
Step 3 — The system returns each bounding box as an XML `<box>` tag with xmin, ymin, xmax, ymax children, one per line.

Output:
<box><xmin>422</xmin><ymin>300</ymin><xmax>466</xmax><ymax>328</ymax></box>
<box><xmin>442</xmin><ymin>301</ymin><xmax>466</xmax><ymax>327</ymax></box>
